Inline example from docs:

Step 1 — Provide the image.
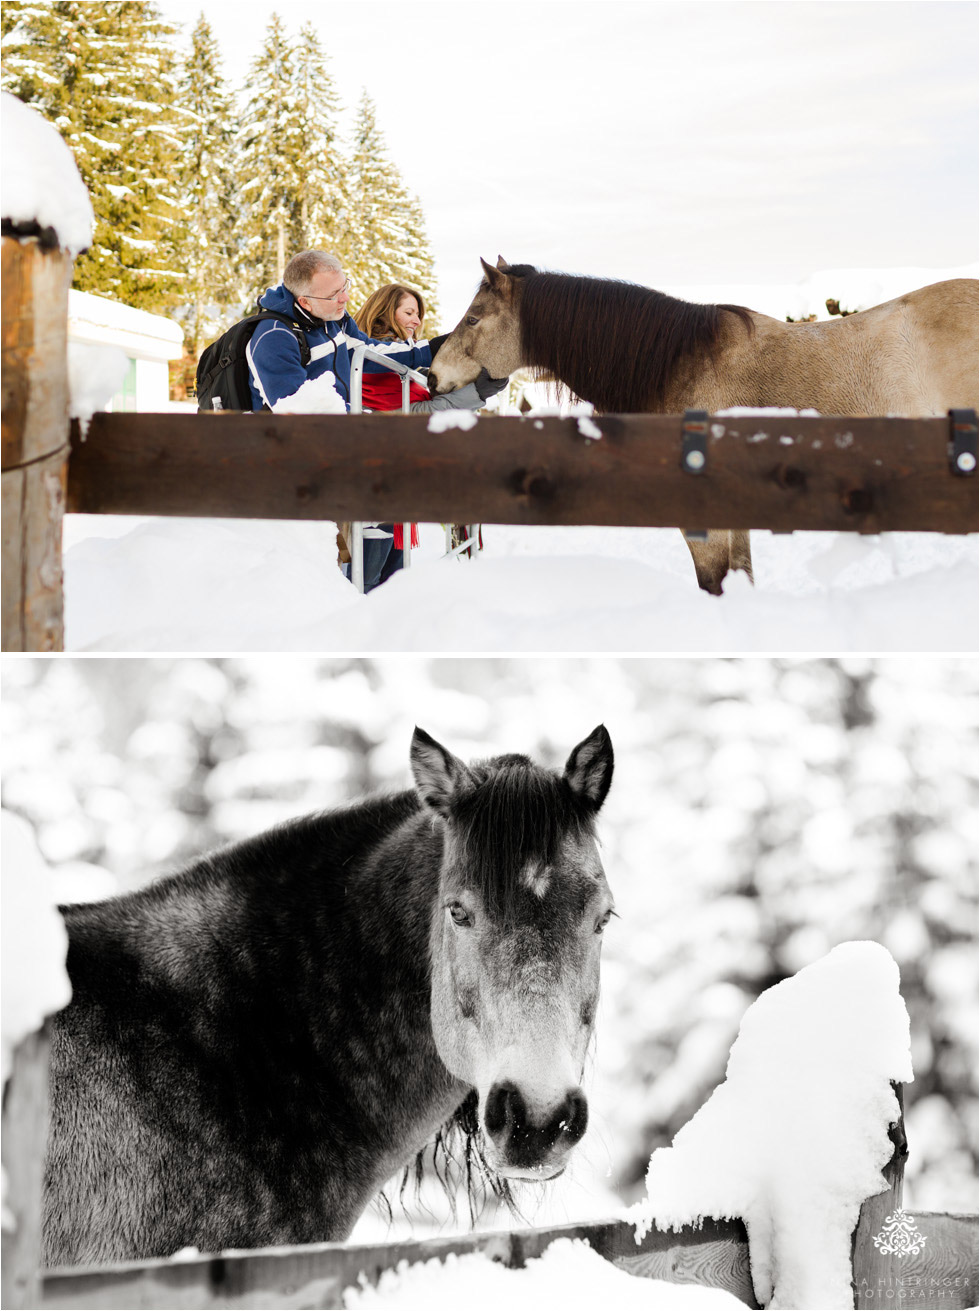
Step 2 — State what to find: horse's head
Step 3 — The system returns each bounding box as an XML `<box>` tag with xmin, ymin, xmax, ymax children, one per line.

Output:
<box><xmin>427</xmin><ymin>257</ymin><xmax>527</xmax><ymax>395</ymax></box>
<box><xmin>411</xmin><ymin>724</ymin><xmax>614</xmax><ymax>1183</ymax></box>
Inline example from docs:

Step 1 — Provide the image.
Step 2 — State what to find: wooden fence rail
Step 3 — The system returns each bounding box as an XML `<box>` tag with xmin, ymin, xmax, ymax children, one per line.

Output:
<box><xmin>3</xmin><ymin>404</ymin><xmax>973</xmax><ymax>651</ymax></box>
<box><xmin>39</xmin><ymin>1217</ymin><xmax>757</xmax><ymax>1310</ymax></box>
<box><xmin>66</xmin><ymin>410</ymin><xmax>978</xmax><ymax>533</ymax></box>
<box><xmin>36</xmin><ymin>1209</ymin><xmax>980</xmax><ymax>1311</ymax></box>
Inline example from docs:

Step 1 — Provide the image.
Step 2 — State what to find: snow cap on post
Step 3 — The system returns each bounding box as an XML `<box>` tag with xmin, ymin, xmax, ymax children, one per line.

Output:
<box><xmin>632</xmin><ymin>941</ymin><xmax>913</xmax><ymax>1310</ymax></box>
<box><xmin>1</xmin><ymin>93</ymin><xmax>94</xmax><ymax>254</ymax></box>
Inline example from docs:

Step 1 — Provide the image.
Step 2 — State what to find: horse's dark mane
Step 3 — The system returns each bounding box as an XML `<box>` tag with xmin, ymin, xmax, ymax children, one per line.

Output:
<box><xmin>509</xmin><ymin>266</ymin><xmax>753</xmax><ymax>413</ymax></box>
<box><xmin>452</xmin><ymin>754</ymin><xmax>592</xmax><ymax>923</ymax></box>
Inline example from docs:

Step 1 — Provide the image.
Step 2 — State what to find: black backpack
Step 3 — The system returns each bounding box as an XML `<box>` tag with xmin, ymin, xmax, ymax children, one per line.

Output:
<box><xmin>196</xmin><ymin>310</ymin><xmax>312</xmax><ymax>412</ymax></box>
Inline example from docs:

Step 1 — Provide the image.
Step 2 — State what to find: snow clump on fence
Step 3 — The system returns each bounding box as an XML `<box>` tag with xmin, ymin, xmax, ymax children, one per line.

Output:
<box><xmin>1</xmin><ymin>93</ymin><xmax>94</xmax><ymax>253</ymax></box>
<box><xmin>427</xmin><ymin>410</ymin><xmax>479</xmax><ymax>432</ymax></box>
<box><xmin>271</xmin><ymin>370</ymin><xmax>347</xmax><ymax>414</ymax></box>
<box><xmin>67</xmin><ymin>343</ymin><xmax>130</xmax><ymax>437</ymax></box>
<box><xmin>629</xmin><ymin>940</ymin><xmax>913</xmax><ymax>1310</ymax></box>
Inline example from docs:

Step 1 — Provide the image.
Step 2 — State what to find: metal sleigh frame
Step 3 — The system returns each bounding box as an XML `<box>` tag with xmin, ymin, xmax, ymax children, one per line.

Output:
<box><xmin>346</xmin><ymin>343</ymin><xmax>480</xmax><ymax>592</ymax></box>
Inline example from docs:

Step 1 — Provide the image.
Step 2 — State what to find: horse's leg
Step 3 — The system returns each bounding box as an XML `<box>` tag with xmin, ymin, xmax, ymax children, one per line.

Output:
<box><xmin>729</xmin><ymin>529</ymin><xmax>754</xmax><ymax>583</ymax></box>
<box><xmin>682</xmin><ymin>529</ymin><xmax>754</xmax><ymax>594</ymax></box>
<box><xmin>683</xmin><ymin>529</ymin><xmax>732</xmax><ymax>595</ymax></box>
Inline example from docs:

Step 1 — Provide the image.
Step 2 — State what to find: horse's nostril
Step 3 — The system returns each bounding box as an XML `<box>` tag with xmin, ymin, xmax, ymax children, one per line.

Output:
<box><xmin>485</xmin><ymin>1080</ymin><xmax>523</xmax><ymax>1140</ymax></box>
<box><xmin>427</xmin><ymin>371</ymin><xmax>439</xmax><ymax>395</ymax></box>
<box><xmin>485</xmin><ymin>1082</ymin><xmax>588</xmax><ymax>1161</ymax></box>
<box><xmin>559</xmin><ymin>1089</ymin><xmax>589</xmax><ymax>1145</ymax></box>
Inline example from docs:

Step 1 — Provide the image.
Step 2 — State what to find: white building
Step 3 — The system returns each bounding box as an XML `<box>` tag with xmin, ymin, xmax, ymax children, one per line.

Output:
<box><xmin>67</xmin><ymin>290</ymin><xmax>184</xmax><ymax>411</ymax></box>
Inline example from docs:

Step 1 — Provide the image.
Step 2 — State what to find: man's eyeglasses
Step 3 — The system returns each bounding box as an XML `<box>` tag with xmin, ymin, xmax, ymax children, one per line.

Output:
<box><xmin>304</xmin><ymin>278</ymin><xmax>352</xmax><ymax>302</ymax></box>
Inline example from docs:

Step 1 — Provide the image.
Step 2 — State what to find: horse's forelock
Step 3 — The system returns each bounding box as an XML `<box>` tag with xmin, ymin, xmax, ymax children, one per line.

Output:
<box><xmin>477</xmin><ymin>262</ymin><xmax>538</xmax><ymax>298</ymax></box>
<box><xmin>450</xmin><ymin>758</ymin><xmax>591</xmax><ymax>922</ymax></box>
<box><xmin>518</xmin><ymin>270</ymin><xmax>751</xmax><ymax>412</ymax></box>
<box><xmin>500</xmin><ymin>262</ymin><xmax>537</xmax><ymax>280</ymax></box>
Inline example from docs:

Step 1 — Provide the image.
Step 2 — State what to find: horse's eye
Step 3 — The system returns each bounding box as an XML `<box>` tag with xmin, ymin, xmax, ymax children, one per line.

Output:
<box><xmin>465</xmin><ymin>315</ymin><xmax>479</xmax><ymax>327</ymax></box>
<box><xmin>595</xmin><ymin>909</ymin><xmax>613</xmax><ymax>934</ymax></box>
<box><xmin>449</xmin><ymin>903</ymin><xmax>473</xmax><ymax>927</ymax></box>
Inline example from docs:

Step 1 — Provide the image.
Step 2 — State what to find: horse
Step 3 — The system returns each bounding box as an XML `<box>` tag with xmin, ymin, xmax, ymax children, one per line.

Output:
<box><xmin>427</xmin><ymin>258</ymin><xmax>979</xmax><ymax>594</ymax></box>
<box><xmin>42</xmin><ymin>725</ymin><xmax>616</xmax><ymax>1266</ymax></box>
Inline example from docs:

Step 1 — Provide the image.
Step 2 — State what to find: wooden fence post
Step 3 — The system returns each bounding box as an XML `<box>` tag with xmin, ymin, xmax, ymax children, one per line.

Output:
<box><xmin>1</xmin><ymin>234</ymin><xmax>73</xmax><ymax>652</ymax></box>
<box><xmin>2</xmin><ymin>1027</ymin><xmax>51</xmax><ymax>1310</ymax></box>
<box><xmin>851</xmin><ymin>1083</ymin><xmax>908</xmax><ymax>1306</ymax></box>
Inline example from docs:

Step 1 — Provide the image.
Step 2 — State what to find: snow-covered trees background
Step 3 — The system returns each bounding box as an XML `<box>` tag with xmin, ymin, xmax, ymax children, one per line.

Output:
<box><xmin>2</xmin><ymin>656</ymin><xmax>976</xmax><ymax>1229</ymax></box>
<box><xmin>0</xmin><ymin>1</ymin><xmax>440</xmax><ymax>365</ymax></box>
<box><xmin>1</xmin><ymin>1</ymin><xmax>190</xmax><ymax>306</ymax></box>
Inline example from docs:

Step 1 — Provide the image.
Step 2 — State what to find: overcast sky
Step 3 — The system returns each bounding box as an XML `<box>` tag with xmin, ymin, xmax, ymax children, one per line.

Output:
<box><xmin>157</xmin><ymin>0</ymin><xmax>978</xmax><ymax>321</ymax></box>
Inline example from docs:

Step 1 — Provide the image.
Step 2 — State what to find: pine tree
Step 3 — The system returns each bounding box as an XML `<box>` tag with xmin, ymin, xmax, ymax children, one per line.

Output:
<box><xmin>172</xmin><ymin>14</ymin><xmax>239</xmax><ymax>357</ymax></box>
<box><xmin>342</xmin><ymin>91</ymin><xmax>439</xmax><ymax>327</ymax></box>
<box><xmin>396</xmin><ymin>190</ymin><xmax>439</xmax><ymax>329</ymax></box>
<box><xmin>2</xmin><ymin>1</ymin><xmax>192</xmax><ymax>311</ymax></box>
<box><xmin>291</xmin><ymin>22</ymin><xmax>345</xmax><ymax>255</ymax></box>
<box><xmin>234</xmin><ymin>12</ymin><xmax>307</xmax><ymax>298</ymax></box>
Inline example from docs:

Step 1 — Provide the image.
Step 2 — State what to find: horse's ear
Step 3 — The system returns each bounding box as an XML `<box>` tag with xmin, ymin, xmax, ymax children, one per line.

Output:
<box><xmin>480</xmin><ymin>256</ymin><xmax>509</xmax><ymax>291</ymax></box>
<box><xmin>496</xmin><ymin>255</ymin><xmax>509</xmax><ymax>270</ymax></box>
<box><xmin>563</xmin><ymin>725</ymin><xmax>614</xmax><ymax>813</ymax></box>
<box><xmin>411</xmin><ymin>727</ymin><xmax>470</xmax><ymax>817</ymax></box>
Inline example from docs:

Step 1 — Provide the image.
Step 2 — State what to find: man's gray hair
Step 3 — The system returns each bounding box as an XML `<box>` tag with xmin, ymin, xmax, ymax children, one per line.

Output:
<box><xmin>284</xmin><ymin>250</ymin><xmax>343</xmax><ymax>296</ymax></box>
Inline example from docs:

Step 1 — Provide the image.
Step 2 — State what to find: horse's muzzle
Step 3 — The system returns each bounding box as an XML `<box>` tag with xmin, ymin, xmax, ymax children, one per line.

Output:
<box><xmin>484</xmin><ymin>1080</ymin><xmax>588</xmax><ymax>1177</ymax></box>
<box><xmin>426</xmin><ymin>369</ymin><xmax>441</xmax><ymax>395</ymax></box>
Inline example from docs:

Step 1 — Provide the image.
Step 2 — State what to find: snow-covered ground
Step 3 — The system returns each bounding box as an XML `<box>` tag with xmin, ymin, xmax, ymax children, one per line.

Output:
<box><xmin>62</xmin><ymin>514</ymin><xmax>977</xmax><ymax>653</ymax></box>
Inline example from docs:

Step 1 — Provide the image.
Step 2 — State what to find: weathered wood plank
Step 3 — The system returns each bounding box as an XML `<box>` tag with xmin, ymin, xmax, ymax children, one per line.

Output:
<box><xmin>1</xmin><ymin>447</ymin><xmax>68</xmax><ymax>651</ymax></box>
<box><xmin>852</xmin><ymin>1211</ymin><xmax>979</xmax><ymax>1310</ymax></box>
<box><xmin>66</xmin><ymin>411</ymin><xmax>978</xmax><ymax>534</ymax></box>
<box><xmin>895</xmin><ymin>1212</ymin><xmax>980</xmax><ymax>1309</ymax></box>
<box><xmin>1</xmin><ymin>236</ymin><xmax>73</xmax><ymax>651</ymax></box>
<box><xmin>2</xmin><ymin>1028</ymin><xmax>51</xmax><ymax>1310</ymax></box>
<box><xmin>41</xmin><ymin>1216</ymin><xmax>757</xmax><ymax>1309</ymax></box>
<box><xmin>601</xmin><ymin>1217</ymin><xmax>758</xmax><ymax>1306</ymax></box>
<box><xmin>1</xmin><ymin>237</ymin><xmax>73</xmax><ymax>469</ymax></box>
<box><xmin>38</xmin><ymin>1207</ymin><xmax>980</xmax><ymax>1311</ymax></box>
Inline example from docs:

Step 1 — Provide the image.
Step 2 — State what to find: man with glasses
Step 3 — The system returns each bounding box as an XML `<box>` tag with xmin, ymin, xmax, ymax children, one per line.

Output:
<box><xmin>246</xmin><ymin>249</ymin><xmax>442</xmax><ymax>413</ymax></box>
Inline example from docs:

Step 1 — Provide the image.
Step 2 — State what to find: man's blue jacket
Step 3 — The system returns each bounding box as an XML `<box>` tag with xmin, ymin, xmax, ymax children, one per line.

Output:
<box><xmin>246</xmin><ymin>283</ymin><xmax>434</xmax><ymax>411</ymax></box>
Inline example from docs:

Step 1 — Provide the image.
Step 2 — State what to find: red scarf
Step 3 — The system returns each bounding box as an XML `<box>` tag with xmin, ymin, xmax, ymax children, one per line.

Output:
<box><xmin>360</xmin><ymin>374</ymin><xmax>430</xmax><ymax>410</ymax></box>
<box><xmin>393</xmin><ymin>524</ymin><xmax>420</xmax><ymax>550</ymax></box>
